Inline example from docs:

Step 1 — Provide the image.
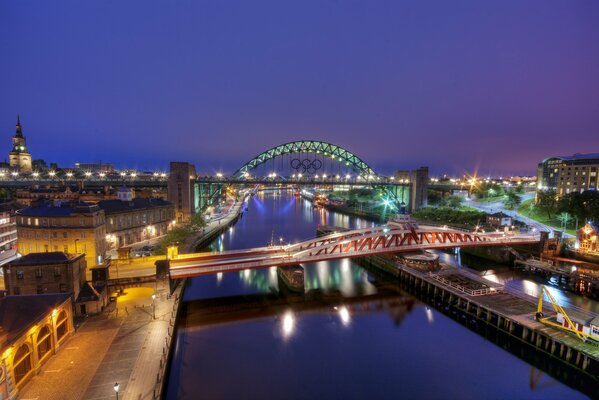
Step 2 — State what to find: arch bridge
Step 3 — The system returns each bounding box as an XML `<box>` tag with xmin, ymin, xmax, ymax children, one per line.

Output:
<box><xmin>195</xmin><ymin>140</ymin><xmax>412</xmax><ymax>211</ymax></box>
<box><xmin>168</xmin><ymin>223</ymin><xmax>541</xmax><ymax>279</ymax></box>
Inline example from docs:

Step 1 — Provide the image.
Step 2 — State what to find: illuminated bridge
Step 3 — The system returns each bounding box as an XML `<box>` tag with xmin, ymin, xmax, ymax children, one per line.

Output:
<box><xmin>169</xmin><ymin>223</ymin><xmax>541</xmax><ymax>279</ymax></box>
<box><xmin>194</xmin><ymin>140</ymin><xmax>416</xmax><ymax>212</ymax></box>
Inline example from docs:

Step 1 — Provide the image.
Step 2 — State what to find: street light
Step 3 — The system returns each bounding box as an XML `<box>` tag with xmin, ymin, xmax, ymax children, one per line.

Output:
<box><xmin>152</xmin><ymin>294</ymin><xmax>156</xmax><ymax>319</ymax></box>
<box><xmin>114</xmin><ymin>382</ymin><xmax>119</xmax><ymax>400</ymax></box>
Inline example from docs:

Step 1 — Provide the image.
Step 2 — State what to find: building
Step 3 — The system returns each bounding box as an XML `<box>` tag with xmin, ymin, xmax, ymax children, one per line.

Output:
<box><xmin>3</xmin><ymin>252</ymin><xmax>86</xmax><ymax>299</ymax></box>
<box><xmin>15</xmin><ymin>186</ymin><xmax>78</xmax><ymax>206</ymax></box>
<box><xmin>99</xmin><ymin>187</ymin><xmax>175</xmax><ymax>249</ymax></box>
<box><xmin>394</xmin><ymin>166</ymin><xmax>429</xmax><ymax>212</ymax></box>
<box><xmin>16</xmin><ymin>201</ymin><xmax>107</xmax><ymax>267</ymax></box>
<box><xmin>537</xmin><ymin>153</ymin><xmax>599</xmax><ymax>197</ymax></box>
<box><xmin>486</xmin><ymin>212</ymin><xmax>513</xmax><ymax>227</ymax></box>
<box><xmin>74</xmin><ymin>162</ymin><xmax>114</xmax><ymax>173</ymax></box>
<box><xmin>577</xmin><ymin>222</ymin><xmax>598</xmax><ymax>254</ymax></box>
<box><xmin>8</xmin><ymin>116</ymin><xmax>32</xmax><ymax>173</ymax></box>
<box><xmin>0</xmin><ymin>202</ymin><xmax>19</xmax><ymax>253</ymax></box>
<box><xmin>168</xmin><ymin>162</ymin><xmax>197</xmax><ymax>221</ymax></box>
<box><xmin>0</xmin><ymin>294</ymin><xmax>73</xmax><ymax>397</ymax></box>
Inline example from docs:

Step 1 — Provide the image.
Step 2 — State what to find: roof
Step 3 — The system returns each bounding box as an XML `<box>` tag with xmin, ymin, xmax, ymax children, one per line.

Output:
<box><xmin>98</xmin><ymin>198</ymin><xmax>172</xmax><ymax>214</ymax></box>
<box><xmin>489</xmin><ymin>212</ymin><xmax>512</xmax><ymax>218</ymax></box>
<box><xmin>8</xmin><ymin>252</ymin><xmax>84</xmax><ymax>266</ymax></box>
<box><xmin>559</xmin><ymin>153</ymin><xmax>599</xmax><ymax>160</ymax></box>
<box><xmin>0</xmin><ymin>202</ymin><xmax>19</xmax><ymax>214</ymax></box>
<box><xmin>16</xmin><ymin>201</ymin><xmax>101</xmax><ymax>217</ymax></box>
<box><xmin>0</xmin><ymin>293</ymin><xmax>70</xmax><ymax>345</ymax></box>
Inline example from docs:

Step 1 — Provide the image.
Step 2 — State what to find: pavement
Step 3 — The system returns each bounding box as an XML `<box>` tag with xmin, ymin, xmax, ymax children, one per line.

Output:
<box><xmin>19</xmin><ymin>281</ymin><xmax>181</xmax><ymax>400</ymax></box>
<box><xmin>17</xmin><ymin>201</ymin><xmax>243</xmax><ymax>400</ymax></box>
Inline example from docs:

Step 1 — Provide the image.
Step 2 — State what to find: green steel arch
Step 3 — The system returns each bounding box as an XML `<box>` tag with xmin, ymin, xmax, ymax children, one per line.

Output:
<box><xmin>233</xmin><ymin>140</ymin><xmax>378</xmax><ymax>178</ymax></box>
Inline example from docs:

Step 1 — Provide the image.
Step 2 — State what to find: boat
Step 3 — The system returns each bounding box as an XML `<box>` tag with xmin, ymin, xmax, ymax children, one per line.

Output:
<box><xmin>277</xmin><ymin>265</ymin><xmax>305</xmax><ymax>293</ymax></box>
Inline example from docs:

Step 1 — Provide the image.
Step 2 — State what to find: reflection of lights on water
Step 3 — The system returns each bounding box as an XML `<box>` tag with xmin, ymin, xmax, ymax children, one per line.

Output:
<box><xmin>425</xmin><ymin>306</ymin><xmax>434</xmax><ymax>324</ymax></box>
<box><xmin>338</xmin><ymin>306</ymin><xmax>351</xmax><ymax>326</ymax></box>
<box><xmin>268</xmin><ymin>267</ymin><xmax>278</xmax><ymax>288</ymax></box>
<box><xmin>216</xmin><ymin>272</ymin><xmax>223</xmax><ymax>284</ymax></box>
<box><xmin>281</xmin><ymin>311</ymin><xmax>296</xmax><ymax>339</ymax></box>
<box><xmin>482</xmin><ymin>273</ymin><xmax>500</xmax><ymax>284</ymax></box>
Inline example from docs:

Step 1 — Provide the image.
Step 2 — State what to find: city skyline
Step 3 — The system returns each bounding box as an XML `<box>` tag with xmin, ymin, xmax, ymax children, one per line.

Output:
<box><xmin>2</xmin><ymin>1</ymin><xmax>599</xmax><ymax>176</ymax></box>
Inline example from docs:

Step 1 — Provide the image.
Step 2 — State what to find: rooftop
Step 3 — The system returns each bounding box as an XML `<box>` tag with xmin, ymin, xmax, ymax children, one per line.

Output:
<box><xmin>98</xmin><ymin>197</ymin><xmax>172</xmax><ymax>214</ymax></box>
<box><xmin>0</xmin><ymin>293</ymin><xmax>70</xmax><ymax>346</ymax></box>
<box><xmin>8</xmin><ymin>252</ymin><xmax>84</xmax><ymax>266</ymax></box>
<box><xmin>16</xmin><ymin>201</ymin><xmax>101</xmax><ymax>217</ymax></box>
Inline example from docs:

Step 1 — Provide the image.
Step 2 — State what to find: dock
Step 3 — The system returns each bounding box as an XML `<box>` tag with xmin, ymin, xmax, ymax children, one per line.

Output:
<box><xmin>389</xmin><ymin>259</ymin><xmax>598</xmax><ymax>392</ymax></box>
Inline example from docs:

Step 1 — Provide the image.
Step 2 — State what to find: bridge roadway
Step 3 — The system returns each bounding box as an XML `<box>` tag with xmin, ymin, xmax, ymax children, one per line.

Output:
<box><xmin>169</xmin><ymin>224</ymin><xmax>541</xmax><ymax>279</ymax></box>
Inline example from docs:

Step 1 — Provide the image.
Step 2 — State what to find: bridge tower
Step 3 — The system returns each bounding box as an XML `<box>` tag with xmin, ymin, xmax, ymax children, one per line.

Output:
<box><xmin>168</xmin><ymin>162</ymin><xmax>197</xmax><ymax>222</ymax></box>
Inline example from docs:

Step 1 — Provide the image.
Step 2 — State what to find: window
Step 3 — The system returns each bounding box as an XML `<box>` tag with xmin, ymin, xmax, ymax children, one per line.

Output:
<box><xmin>54</xmin><ymin>266</ymin><xmax>62</xmax><ymax>276</ymax></box>
<box><xmin>79</xmin><ymin>218</ymin><xmax>85</xmax><ymax>226</ymax></box>
<box><xmin>36</xmin><ymin>285</ymin><xmax>44</xmax><ymax>294</ymax></box>
<box><xmin>56</xmin><ymin>310</ymin><xmax>68</xmax><ymax>342</ymax></box>
<box><xmin>80</xmin><ymin>232</ymin><xmax>86</xmax><ymax>239</ymax></box>
<box><xmin>16</xmin><ymin>270</ymin><xmax>24</xmax><ymax>280</ymax></box>
<box><xmin>13</xmin><ymin>344</ymin><xmax>32</xmax><ymax>385</ymax></box>
<box><xmin>63</xmin><ymin>232</ymin><xmax>68</xmax><ymax>239</ymax></box>
<box><xmin>37</xmin><ymin>326</ymin><xmax>52</xmax><ymax>361</ymax></box>
<box><xmin>59</xmin><ymin>283</ymin><xmax>67</xmax><ymax>293</ymax></box>
<box><xmin>36</xmin><ymin>267</ymin><xmax>43</xmax><ymax>278</ymax></box>
<box><xmin>13</xmin><ymin>287</ymin><xmax>21</xmax><ymax>295</ymax></box>
<box><xmin>63</xmin><ymin>245</ymin><xmax>68</xmax><ymax>253</ymax></box>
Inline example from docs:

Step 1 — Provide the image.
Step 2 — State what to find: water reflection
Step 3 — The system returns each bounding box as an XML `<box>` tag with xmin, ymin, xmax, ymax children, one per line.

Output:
<box><xmin>168</xmin><ymin>191</ymin><xmax>589</xmax><ymax>400</ymax></box>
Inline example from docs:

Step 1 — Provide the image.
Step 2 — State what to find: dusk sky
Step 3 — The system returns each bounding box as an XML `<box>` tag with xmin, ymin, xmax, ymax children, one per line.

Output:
<box><xmin>1</xmin><ymin>1</ymin><xmax>598</xmax><ymax>176</ymax></box>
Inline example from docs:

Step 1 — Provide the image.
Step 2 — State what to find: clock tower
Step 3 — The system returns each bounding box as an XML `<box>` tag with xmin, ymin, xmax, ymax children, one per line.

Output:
<box><xmin>9</xmin><ymin>115</ymin><xmax>32</xmax><ymax>172</ymax></box>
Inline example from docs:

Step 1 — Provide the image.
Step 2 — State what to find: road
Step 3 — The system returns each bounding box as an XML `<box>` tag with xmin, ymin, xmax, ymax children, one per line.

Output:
<box><xmin>463</xmin><ymin>193</ymin><xmax>573</xmax><ymax>238</ymax></box>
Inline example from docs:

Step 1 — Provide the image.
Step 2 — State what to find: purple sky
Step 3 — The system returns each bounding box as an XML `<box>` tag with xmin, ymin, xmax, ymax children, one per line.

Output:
<box><xmin>1</xmin><ymin>1</ymin><xmax>598</xmax><ymax>176</ymax></box>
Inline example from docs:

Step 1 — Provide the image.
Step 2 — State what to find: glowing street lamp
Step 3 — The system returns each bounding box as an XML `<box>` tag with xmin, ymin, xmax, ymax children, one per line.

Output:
<box><xmin>216</xmin><ymin>172</ymin><xmax>223</xmax><ymax>178</ymax></box>
<box><xmin>151</xmin><ymin>294</ymin><xmax>156</xmax><ymax>319</ymax></box>
<box><xmin>114</xmin><ymin>382</ymin><xmax>120</xmax><ymax>400</ymax></box>
<box><xmin>49</xmin><ymin>171</ymin><xmax>56</xmax><ymax>177</ymax></box>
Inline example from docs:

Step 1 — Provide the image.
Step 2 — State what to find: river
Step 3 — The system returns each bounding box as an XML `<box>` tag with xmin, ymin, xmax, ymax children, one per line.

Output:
<box><xmin>165</xmin><ymin>190</ymin><xmax>593</xmax><ymax>399</ymax></box>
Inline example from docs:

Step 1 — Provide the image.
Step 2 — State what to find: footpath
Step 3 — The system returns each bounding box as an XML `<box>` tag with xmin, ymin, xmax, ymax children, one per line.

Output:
<box><xmin>18</xmin><ymin>200</ymin><xmax>245</xmax><ymax>400</ymax></box>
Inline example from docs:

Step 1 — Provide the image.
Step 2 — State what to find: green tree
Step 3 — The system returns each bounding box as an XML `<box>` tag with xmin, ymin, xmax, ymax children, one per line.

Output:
<box><xmin>556</xmin><ymin>212</ymin><xmax>573</xmax><ymax>229</ymax></box>
<box><xmin>446</xmin><ymin>195</ymin><xmax>463</xmax><ymax>209</ymax></box>
<box><xmin>536</xmin><ymin>189</ymin><xmax>557</xmax><ymax>219</ymax></box>
<box><xmin>503</xmin><ymin>191</ymin><xmax>521</xmax><ymax>210</ymax></box>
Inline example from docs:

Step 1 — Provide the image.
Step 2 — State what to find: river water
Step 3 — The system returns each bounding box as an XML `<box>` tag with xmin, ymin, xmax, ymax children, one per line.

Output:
<box><xmin>165</xmin><ymin>190</ymin><xmax>593</xmax><ymax>399</ymax></box>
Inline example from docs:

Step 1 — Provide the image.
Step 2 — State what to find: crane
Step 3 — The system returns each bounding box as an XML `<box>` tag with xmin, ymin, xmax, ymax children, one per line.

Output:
<box><xmin>535</xmin><ymin>285</ymin><xmax>586</xmax><ymax>341</ymax></box>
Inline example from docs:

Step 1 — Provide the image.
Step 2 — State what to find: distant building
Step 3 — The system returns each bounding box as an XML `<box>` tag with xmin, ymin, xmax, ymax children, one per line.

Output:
<box><xmin>8</xmin><ymin>116</ymin><xmax>32</xmax><ymax>172</ymax></box>
<box><xmin>0</xmin><ymin>202</ymin><xmax>19</xmax><ymax>253</ymax></box>
<box><xmin>0</xmin><ymin>294</ymin><xmax>73</xmax><ymax>396</ymax></box>
<box><xmin>3</xmin><ymin>252</ymin><xmax>86</xmax><ymax>298</ymax></box>
<box><xmin>168</xmin><ymin>162</ymin><xmax>197</xmax><ymax>222</ymax></box>
<box><xmin>15</xmin><ymin>186</ymin><xmax>78</xmax><ymax>206</ymax></box>
<box><xmin>394</xmin><ymin>166</ymin><xmax>428</xmax><ymax>212</ymax></box>
<box><xmin>486</xmin><ymin>212</ymin><xmax>513</xmax><ymax>227</ymax></box>
<box><xmin>99</xmin><ymin>187</ymin><xmax>175</xmax><ymax>249</ymax></box>
<box><xmin>16</xmin><ymin>201</ymin><xmax>107</xmax><ymax>267</ymax></box>
<box><xmin>577</xmin><ymin>222</ymin><xmax>598</xmax><ymax>254</ymax></box>
<box><xmin>537</xmin><ymin>153</ymin><xmax>599</xmax><ymax>197</ymax></box>
<box><xmin>74</xmin><ymin>162</ymin><xmax>114</xmax><ymax>173</ymax></box>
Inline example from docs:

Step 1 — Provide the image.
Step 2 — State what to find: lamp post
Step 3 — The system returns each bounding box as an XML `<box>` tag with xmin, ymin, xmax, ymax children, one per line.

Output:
<box><xmin>114</xmin><ymin>382</ymin><xmax>119</xmax><ymax>400</ymax></box>
<box><xmin>152</xmin><ymin>294</ymin><xmax>156</xmax><ymax>319</ymax></box>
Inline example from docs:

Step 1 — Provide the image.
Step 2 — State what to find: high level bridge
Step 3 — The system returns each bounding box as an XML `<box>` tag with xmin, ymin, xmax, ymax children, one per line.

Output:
<box><xmin>168</xmin><ymin>222</ymin><xmax>541</xmax><ymax>279</ymax></box>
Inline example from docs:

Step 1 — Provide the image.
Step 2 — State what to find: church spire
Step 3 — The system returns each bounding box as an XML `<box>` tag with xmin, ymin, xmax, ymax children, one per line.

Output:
<box><xmin>15</xmin><ymin>115</ymin><xmax>23</xmax><ymax>138</ymax></box>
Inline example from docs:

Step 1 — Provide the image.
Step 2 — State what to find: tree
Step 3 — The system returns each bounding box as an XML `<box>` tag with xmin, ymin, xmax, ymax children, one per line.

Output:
<box><xmin>503</xmin><ymin>191</ymin><xmax>521</xmax><ymax>210</ymax></box>
<box><xmin>536</xmin><ymin>189</ymin><xmax>558</xmax><ymax>219</ymax></box>
<box><xmin>446</xmin><ymin>195</ymin><xmax>463</xmax><ymax>209</ymax></box>
<box><xmin>556</xmin><ymin>212</ymin><xmax>573</xmax><ymax>230</ymax></box>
